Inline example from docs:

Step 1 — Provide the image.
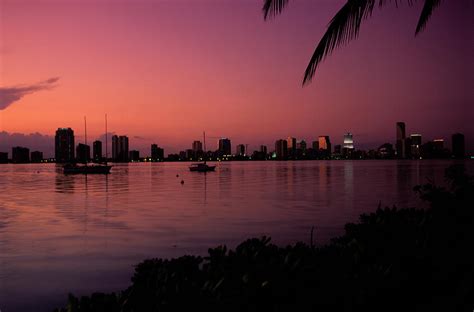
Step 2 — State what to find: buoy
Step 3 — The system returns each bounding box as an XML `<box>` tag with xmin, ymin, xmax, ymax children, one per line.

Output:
<box><xmin>176</xmin><ymin>174</ymin><xmax>179</xmax><ymax>177</ymax></box>
<box><xmin>180</xmin><ymin>180</ymin><xmax>184</xmax><ymax>184</ymax></box>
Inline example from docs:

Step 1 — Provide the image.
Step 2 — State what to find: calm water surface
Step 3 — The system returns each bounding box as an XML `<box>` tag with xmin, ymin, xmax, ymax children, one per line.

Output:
<box><xmin>0</xmin><ymin>160</ymin><xmax>471</xmax><ymax>311</ymax></box>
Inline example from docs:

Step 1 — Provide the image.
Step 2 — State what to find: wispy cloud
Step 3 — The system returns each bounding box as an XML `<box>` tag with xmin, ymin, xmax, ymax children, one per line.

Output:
<box><xmin>0</xmin><ymin>77</ymin><xmax>60</xmax><ymax>110</ymax></box>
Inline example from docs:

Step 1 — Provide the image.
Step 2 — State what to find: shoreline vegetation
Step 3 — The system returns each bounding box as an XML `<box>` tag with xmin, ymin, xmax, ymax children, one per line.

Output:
<box><xmin>55</xmin><ymin>165</ymin><xmax>473</xmax><ymax>312</ymax></box>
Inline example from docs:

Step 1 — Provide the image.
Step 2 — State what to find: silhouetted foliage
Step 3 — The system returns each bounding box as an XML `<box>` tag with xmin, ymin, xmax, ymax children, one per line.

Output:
<box><xmin>262</xmin><ymin>0</ymin><xmax>445</xmax><ymax>85</ymax></box>
<box><xmin>55</xmin><ymin>165</ymin><xmax>473</xmax><ymax>312</ymax></box>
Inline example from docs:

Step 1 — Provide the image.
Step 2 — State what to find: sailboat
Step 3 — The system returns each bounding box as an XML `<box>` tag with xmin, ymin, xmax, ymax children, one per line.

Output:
<box><xmin>63</xmin><ymin>115</ymin><xmax>112</xmax><ymax>174</ymax></box>
<box><xmin>189</xmin><ymin>131</ymin><xmax>216</xmax><ymax>172</ymax></box>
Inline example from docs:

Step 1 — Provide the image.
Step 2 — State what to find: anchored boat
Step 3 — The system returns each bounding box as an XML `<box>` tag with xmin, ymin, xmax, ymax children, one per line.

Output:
<box><xmin>63</xmin><ymin>115</ymin><xmax>112</xmax><ymax>175</ymax></box>
<box><xmin>189</xmin><ymin>131</ymin><xmax>216</xmax><ymax>172</ymax></box>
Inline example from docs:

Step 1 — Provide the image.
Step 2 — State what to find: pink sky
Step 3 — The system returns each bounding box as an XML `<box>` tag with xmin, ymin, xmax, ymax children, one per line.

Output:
<box><xmin>0</xmin><ymin>0</ymin><xmax>473</xmax><ymax>155</ymax></box>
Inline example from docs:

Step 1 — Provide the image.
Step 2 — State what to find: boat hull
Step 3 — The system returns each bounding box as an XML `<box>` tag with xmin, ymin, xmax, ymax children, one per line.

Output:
<box><xmin>189</xmin><ymin>164</ymin><xmax>216</xmax><ymax>172</ymax></box>
<box><xmin>63</xmin><ymin>165</ymin><xmax>112</xmax><ymax>174</ymax></box>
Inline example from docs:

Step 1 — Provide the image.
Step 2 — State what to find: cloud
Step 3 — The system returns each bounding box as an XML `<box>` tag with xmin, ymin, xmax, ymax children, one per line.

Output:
<box><xmin>0</xmin><ymin>131</ymin><xmax>55</xmax><ymax>157</ymax></box>
<box><xmin>0</xmin><ymin>77</ymin><xmax>60</xmax><ymax>110</ymax></box>
<box><xmin>133</xmin><ymin>135</ymin><xmax>149</xmax><ymax>140</ymax></box>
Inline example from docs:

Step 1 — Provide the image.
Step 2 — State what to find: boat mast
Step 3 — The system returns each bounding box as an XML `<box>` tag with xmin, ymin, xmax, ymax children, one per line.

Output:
<box><xmin>84</xmin><ymin>116</ymin><xmax>88</xmax><ymax>165</ymax></box>
<box><xmin>203</xmin><ymin>131</ymin><xmax>206</xmax><ymax>164</ymax></box>
<box><xmin>105</xmin><ymin>114</ymin><xmax>108</xmax><ymax>165</ymax></box>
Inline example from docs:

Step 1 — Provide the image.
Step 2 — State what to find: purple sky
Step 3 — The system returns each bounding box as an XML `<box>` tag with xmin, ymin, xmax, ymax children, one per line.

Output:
<box><xmin>0</xmin><ymin>0</ymin><xmax>473</xmax><ymax>156</ymax></box>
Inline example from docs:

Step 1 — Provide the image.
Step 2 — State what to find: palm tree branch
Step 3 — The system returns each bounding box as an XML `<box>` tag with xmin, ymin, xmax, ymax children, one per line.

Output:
<box><xmin>261</xmin><ymin>0</ymin><xmax>443</xmax><ymax>84</ymax></box>
<box><xmin>415</xmin><ymin>0</ymin><xmax>441</xmax><ymax>35</ymax></box>
<box><xmin>303</xmin><ymin>1</ymin><xmax>388</xmax><ymax>85</ymax></box>
<box><xmin>262</xmin><ymin>0</ymin><xmax>290</xmax><ymax>20</ymax></box>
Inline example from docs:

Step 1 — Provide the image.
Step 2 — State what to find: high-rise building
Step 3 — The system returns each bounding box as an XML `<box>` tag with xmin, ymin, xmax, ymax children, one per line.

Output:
<box><xmin>410</xmin><ymin>134</ymin><xmax>422</xmax><ymax>159</ymax></box>
<box><xmin>433</xmin><ymin>139</ymin><xmax>444</xmax><ymax>151</ymax></box>
<box><xmin>297</xmin><ymin>140</ymin><xmax>307</xmax><ymax>151</ymax></box>
<box><xmin>396</xmin><ymin>122</ymin><xmax>406</xmax><ymax>159</ymax></box>
<box><xmin>378</xmin><ymin>143</ymin><xmax>394</xmax><ymax>159</ymax></box>
<box><xmin>112</xmin><ymin>135</ymin><xmax>129</xmax><ymax>162</ymax></box>
<box><xmin>287</xmin><ymin>137</ymin><xmax>296</xmax><ymax>157</ymax></box>
<box><xmin>452</xmin><ymin>133</ymin><xmax>465</xmax><ymax>158</ymax></box>
<box><xmin>312</xmin><ymin>141</ymin><xmax>319</xmax><ymax>151</ymax></box>
<box><xmin>192</xmin><ymin>141</ymin><xmax>203</xmax><ymax>152</ymax></box>
<box><xmin>343</xmin><ymin>133</ymin><xmax>354</xmax><ymax>150</ymax></box>
<box><xmin>12</xmin><ymin>146</ymin><xmax>30</xmax><ymax>163</ymax></box>
<box><xmin>151</xmin><ymin>144</ymin><xmax>164</xmax><ymax>161</ymax></box>
<box><xmin>129</xmin><ymin>150</ymin><xmax>140</xmax><ymax>162</ymax></box>
<box><xmin>318</xmin><ymin>136</ymin><xmax>331</xmax><ymax>157</ymax></box>
<box><xmin>275</xmin><ymin>139</ymin><xmax>288</xmax><ymax>160</ymax></box>
<box><xmin>236</xmin><ymin>144</ymin><xmax>246</xmax><ymax>156</ymax></box>
<box><xmin>343</xmin><ymin>133</ymin><xmax>354</xmax><ymax>157</ymax></box>
<box><xmin>219</xmin><ymin>138</ymin><xmax>231</xmax><ymax>156</ymax></box>
<box><xmin>93</xmin><ymin>140</ymin><xmax>103</xmax><ymax>162</ymax></box>
<box><xmin>192</xmin><ymin>140</ymin><xmax>203</xmax><ymax>159</ymax></box>
<box><xmin>76</xmin><ymin>143</ymin><xmax>91</xmax><ymax>163</ymax></box>
<box><xmin>31</xmin><ymin>151</ymin><xmax>43</xmax><ymax>163</ymax></box>
<box><xmin>260</xmin><ymin>145</ymin><xmax>267</xmax><ymax>155</ymax></box>
<box><xmin>0</xmin><ymin>152</ymin><xmax>8</xmax><ymax>163</ymax></box>
<box><xmin>55</xmin><ymin>128</ymin><xmax>75</xmax><ymax>163</ymax></box>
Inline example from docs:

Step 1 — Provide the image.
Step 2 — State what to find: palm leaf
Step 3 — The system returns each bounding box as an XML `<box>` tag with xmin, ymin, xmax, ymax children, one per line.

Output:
<box><xmin>415</xmin><ymin>0</ymin><xmax>441</xmax><ymax>35</ymax></box>
<box><xmin>262</xmin><ymin>0</ymin><xmax>444</xmax><ymax>85</ymax></box>
<box><xmin>262</xmin><ymin>0</ymin><xmax>290</xmax><ymax>20</ymax></box>
<box><xmin>303</xmin><ymin>0</ymin><xmax>384</xmax><ymax>85</ymax></box>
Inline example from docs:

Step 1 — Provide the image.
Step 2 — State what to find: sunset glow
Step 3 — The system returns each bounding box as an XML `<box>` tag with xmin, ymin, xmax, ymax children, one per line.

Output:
<box><xmin>1</xmin><ymin>0</ymin><xmax>472</xmax><ymax>155</ymax></box>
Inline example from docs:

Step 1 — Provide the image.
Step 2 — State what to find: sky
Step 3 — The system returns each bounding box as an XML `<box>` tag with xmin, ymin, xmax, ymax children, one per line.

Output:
<box><xmin>0</xmin><ymin>0</ymin><xmax>473</xmax><ymax>156</ymax></box>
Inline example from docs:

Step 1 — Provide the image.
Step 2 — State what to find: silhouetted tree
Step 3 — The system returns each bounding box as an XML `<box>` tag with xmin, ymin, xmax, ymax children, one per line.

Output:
<box><xmin>262</xmin><ymin>0</ymin><xmax>443</xmax><ymax>85</ymax></box>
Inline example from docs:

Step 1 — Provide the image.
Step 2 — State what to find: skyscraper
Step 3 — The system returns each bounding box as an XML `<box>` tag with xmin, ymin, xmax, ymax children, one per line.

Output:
<box><xmin>93</xmin><ymin>140</ymin><xmax>103</xmax><ymax>162</ymax></box>
<box><xmin>129</xmin><ymin>150</ymin><xmax>140</xmax><ymax>162</ymax></box>
<box><xmin>55</xmin><ymin>128</ymin><xmax>75</xmax><ymax>163</ymax></box>
<box><xmin>31</xmin><ymin>151</ymin><xmax>43</xmax><ymax>163</ymax></box>
<box><xmin>318</xmin><ymin>136</ymin><xmax>331</xmax><ymax>157</ymax></box>
<box><xmin>236</xmin><ymin>144</ymin><xmax>246</xmax><ymax>156</ymax></box>
<box><xmin>410</xmin><ymin>134</ymin><xmax>422</xmax><ymax>159</ymax></box>
<box><xmin>343</xmin><ymin>133</ymin><xmax>354</xmax><ymax>149</ymax></box>
<box><xmin>112</xmin><ymin>135</ymin><xmax>129</xmax><ymax>162</ymax></box>
<box><xmin>287</xmin><ymin>137</ymin><xmax>296</xmax><ymax>158</ymax></box>
<box><xmin>433</xmin><ymin>139</ymin><xmax>444</xmax><ymax>151</ymax></box>
<box><xmin>396</xmin><ymin>122</ymin><xmax>406</xmax><ymax>159</ymax></box>
<box><xmin>343</xmin><ymin>133</ymin><xmax>354</xmax><ymax>157</ymax></box>
<box><xmin>312</xmin><ymin>141</ymin><xmax>319</xmax><ymax>150</ymax></box>
<box><xmin>296</xmin><ymin>140</ymin><xmax>307</xmax><ymax>151</ymax></box>
<box><xmin>260</xmin><ymin>145</ymin><xmax>267</xmax><ymax>154</ymax></box>
<box><xmin>219</xmin><ymin>138</ymin><xmax>231</xmax><ymax>156</ymax></box>
<box><xmin>0</xmin><ymin>152</ymin><xmax>8</xmax><ymax>163</ymax></box>
<box><xmin>12</xmin><ymin>147</ymin><xmax>30</xmax><ymax>163</ymax></box>
<box><xmin>378</xmin><ymin>143</ymin><xmax>394</xmax><ymax>159</ymax></box>
<box><xmin>275</xmin><ymin>139</ymin><xmax>288</xmax><ymax>160</ymax></box>
<box><xmin>452</xmin><ymin>133</ymin><xmax>465</xmax><ymax>158</ymax></box>
<box><xmin>151</xmin><ymin>144</ymin><xmax>164</xmax><ymax>161</ymax></box>
<box><xmin>192</xmin><ymin>141</ymin><xmax>203</xmax><ymax>152</ymax></box>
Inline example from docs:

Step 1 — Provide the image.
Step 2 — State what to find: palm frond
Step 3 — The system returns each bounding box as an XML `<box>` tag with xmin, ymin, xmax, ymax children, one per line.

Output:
<box><xmin>262</xmin><ymin>0</ymin><xmax>289</xmax><ymax>20</ymax></box>
<box><xmin>415</xmin><ymin>0</ymin><xmax>441</xmax><ymax>35</ymax></box>
<box><xmin>303</xmin><ymin>0</ymin><xmax>387</xmax><ymax>85</ymax></box>
<box><xmin>261</xmin><ymin>0</ymin><xmax>444</xmax><ymax>84</ymax></box>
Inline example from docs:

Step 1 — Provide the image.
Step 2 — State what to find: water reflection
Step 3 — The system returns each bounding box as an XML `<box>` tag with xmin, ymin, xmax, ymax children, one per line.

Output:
<box><xmin>0</xmin><ymin>160</ymin><xmax>471</xmax><ymax>312</ymax></box>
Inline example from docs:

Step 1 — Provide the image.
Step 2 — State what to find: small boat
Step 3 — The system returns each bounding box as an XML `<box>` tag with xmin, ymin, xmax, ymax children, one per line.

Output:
<box><xmin>189</xmin><ymin>163</ymin><xmax>216</xmax><ymax>172</ymax></box>
<box><xmin>189</xmin><ymin>131</ymin><xmax>216</xmax><ymax>172</ymax></box>
<box><xmin>64</xmin><ymin>164</ymin><xmax>112</xmax><ymax>174</ymax></box>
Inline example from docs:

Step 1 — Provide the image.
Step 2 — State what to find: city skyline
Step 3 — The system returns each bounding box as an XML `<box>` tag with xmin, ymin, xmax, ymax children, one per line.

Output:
<box><xmin>0</xmin><ymin>123</ymin><xmax>468</xmax><ymax>161</ymax></box>
<box><xmin>1</xmin><ymin>1</ymin><xmax>472</xmax><ymax>155</ymax></box>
